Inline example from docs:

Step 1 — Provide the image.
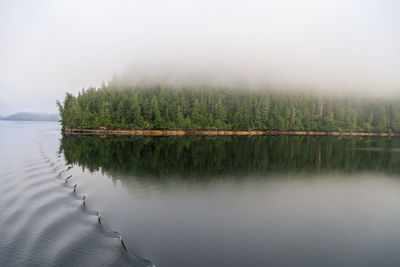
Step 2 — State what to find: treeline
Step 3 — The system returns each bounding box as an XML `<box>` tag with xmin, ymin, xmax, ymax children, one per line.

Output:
<box><xmin>57</xmin><ymin>84</ymin><xmax>400</xmax><ymax>131</ymax></box>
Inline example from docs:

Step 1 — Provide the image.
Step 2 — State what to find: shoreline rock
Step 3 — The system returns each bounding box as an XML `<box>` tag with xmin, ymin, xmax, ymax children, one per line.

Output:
<box><xmin>61</xmin><ymin>127</ymin><xmax>399</xmax><ymax>137</ymax></box>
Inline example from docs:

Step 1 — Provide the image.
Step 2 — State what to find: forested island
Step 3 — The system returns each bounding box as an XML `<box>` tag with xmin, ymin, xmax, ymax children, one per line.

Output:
<box><xmin>1</xmin><ymin>112</ymin><xmax>59</xmax><ymax>121</ymax></box>
<box><xmin>57</xmin><ymin>82</ymin><xmax>400</xmax><ymax>136</ymax></box>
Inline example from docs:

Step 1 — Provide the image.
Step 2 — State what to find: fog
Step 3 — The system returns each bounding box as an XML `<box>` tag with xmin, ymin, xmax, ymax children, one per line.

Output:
<box><xmin>0</xmin><ymin>0</ymin><xmax>399</xmax><ymax>115</ymax></box>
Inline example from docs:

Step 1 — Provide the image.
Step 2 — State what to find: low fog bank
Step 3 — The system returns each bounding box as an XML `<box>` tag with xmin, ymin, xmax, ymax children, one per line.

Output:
<box><xmin>117</xmin><ymin>57</ymin><xmax>399</xmax><ymax>99</ymax></box>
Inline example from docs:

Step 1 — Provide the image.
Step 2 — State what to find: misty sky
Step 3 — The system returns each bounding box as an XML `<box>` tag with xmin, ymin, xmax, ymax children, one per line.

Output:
<box><xmin>0</xmin><ymin>0</ymin><xmax>399</xmax><ymax>115</ymax></box>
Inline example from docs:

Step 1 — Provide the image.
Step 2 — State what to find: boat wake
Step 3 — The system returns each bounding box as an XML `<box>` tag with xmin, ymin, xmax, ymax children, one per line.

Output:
<box><xmin>0</xmin><ymin>124</ymin><xmax>154</xmax><ymax>267</ymax></box>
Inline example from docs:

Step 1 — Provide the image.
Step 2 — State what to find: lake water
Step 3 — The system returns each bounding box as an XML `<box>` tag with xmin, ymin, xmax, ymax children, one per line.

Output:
<box><xmin>2</xmin><ymin>121</ymin><xmax>400</xmax><ymax>266</ymax></box>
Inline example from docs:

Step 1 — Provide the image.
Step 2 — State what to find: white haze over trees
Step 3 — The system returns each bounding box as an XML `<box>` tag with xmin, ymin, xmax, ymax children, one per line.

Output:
<box><xmin>0</xmin><ymin>0</ymin><xmax>399</xmax><ymax>114</ymax></box>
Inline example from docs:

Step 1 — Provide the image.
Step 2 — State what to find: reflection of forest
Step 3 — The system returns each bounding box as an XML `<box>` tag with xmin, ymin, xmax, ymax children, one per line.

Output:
<box><xmin>60</xmin><ymin>135</ymin><xmax>400</xmax><ymax>179</ymax></box>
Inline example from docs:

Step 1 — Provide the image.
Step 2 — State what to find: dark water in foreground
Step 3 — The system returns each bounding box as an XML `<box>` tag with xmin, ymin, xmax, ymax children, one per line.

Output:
<box><xmin>3</xmin><ymin>121</ymin><xmax>400</xmax><ymax>266</ymax></box>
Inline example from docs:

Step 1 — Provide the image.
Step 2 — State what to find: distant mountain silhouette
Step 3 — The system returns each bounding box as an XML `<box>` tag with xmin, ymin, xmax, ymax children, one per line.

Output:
<box><xmin>2</xmin><ymin>112</ymin><xmax>60</xmax><ymax>121</ymax></box>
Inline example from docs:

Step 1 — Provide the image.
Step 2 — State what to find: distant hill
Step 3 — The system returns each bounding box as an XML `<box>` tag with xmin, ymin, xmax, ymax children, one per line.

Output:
<box><xmin>2</xmin><ymin>112</ymin><xmax>60</xmax><ymax>121</ymax></box>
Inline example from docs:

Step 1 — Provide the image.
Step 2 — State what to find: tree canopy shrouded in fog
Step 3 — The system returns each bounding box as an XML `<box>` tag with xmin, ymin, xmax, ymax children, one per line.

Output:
<box><xmin>57</xmin><ymin>84</ymin><xmax>400</xmax><ymax>132</ymax></box>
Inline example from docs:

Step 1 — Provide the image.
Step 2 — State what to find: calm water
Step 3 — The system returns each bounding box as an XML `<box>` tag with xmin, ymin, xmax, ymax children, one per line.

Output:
<box><xmin>3</xmin><ymin>121</ymin><xmax>400</xmax><ymax>266</ymax></box>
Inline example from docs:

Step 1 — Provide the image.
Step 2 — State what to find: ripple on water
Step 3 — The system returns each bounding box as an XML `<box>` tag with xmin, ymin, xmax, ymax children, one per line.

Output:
<box><xmin>0</xmin><ymin>122</ymin><xmax>153</xmax><ymax>267</ymax></box>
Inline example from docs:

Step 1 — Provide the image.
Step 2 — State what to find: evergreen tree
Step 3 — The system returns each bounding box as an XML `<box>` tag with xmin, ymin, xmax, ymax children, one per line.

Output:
<box><xmin>58</xmin><ymin>84</ymin><xmax>400</xmax><ymax>132</ymax></box>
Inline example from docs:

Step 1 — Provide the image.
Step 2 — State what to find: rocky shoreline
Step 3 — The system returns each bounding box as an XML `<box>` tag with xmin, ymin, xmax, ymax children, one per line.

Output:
<box><xmin>62</xmin><ymin>127</ymin><xmax>400</xmax><ymax>137</ymax></box>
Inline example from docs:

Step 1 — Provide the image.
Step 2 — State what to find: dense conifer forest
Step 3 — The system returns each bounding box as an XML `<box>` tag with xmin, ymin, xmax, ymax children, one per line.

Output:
<box><xmin>57</xmin><ymin>82</ymin><xmax>400</xmax><ymax>131</ymax></box>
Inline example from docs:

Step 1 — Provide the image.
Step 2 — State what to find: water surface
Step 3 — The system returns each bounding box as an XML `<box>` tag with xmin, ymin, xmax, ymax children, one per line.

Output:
<box><xmin>60</xmin><ymin>133</ymin><xmax>400</xmax><ymax>267</ymax></box>
<box><xmin>0</xmin><ymin>121</ymin><xmax>151</xmax><ymax>266</ymax></box>
<box><xmin>2</xmin><ymin>121</ymin><xmax>400</xmax><ymax>266</ymax></box>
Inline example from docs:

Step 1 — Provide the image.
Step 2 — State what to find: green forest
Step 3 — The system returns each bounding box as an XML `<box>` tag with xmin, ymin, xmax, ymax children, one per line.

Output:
<box><xmin>57</xmin><ymin>82</ymin><xmax>400</xmax><ymax>131</ymax></box>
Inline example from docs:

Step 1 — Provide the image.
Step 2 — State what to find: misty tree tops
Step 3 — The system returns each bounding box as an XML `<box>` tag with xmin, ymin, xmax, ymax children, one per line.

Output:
<box><xmin>57</xmin><ymin>85</ymin><xmax>400</xmax><ymax>132</ymax></box>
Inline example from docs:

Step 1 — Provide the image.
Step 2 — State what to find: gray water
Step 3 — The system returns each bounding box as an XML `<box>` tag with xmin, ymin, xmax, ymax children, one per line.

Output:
<box><xmin>0</xmin><ymin>121</ymin><xmax>152</xmax><ymax>266</ymax></box>
<box><xmin>3</xmin><ymin>121</ymin><xmax>400</xmax><ymax>266</ymax></box>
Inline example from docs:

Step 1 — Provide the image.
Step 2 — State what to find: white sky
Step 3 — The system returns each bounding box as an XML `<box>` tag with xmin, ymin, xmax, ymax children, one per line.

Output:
<box><xmin>0</xmin><ymin>0</ymin><xmax>399</xmax><ymax>115</ymax></box>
